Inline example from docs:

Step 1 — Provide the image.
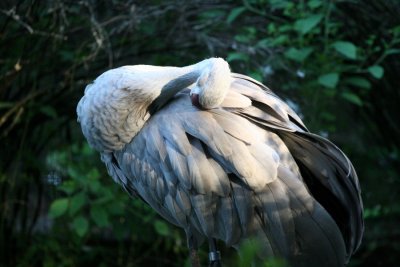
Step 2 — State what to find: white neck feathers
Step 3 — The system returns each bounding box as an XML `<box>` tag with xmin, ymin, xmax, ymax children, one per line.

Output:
<box><xmin>77</xmin><ymin>58</ymin><xmax>231</xmax><ymax>152</ymax></box>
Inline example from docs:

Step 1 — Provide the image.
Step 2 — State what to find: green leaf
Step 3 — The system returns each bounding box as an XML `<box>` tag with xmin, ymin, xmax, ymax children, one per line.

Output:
<box><xmin>294</xmin><ymin>14</ymin><xmax>323</xmax><ymax>34</ymax></box>
<box><xmin>345</xmin><ymin>77</ymin><xmax>371</xmax><ymax>89</ymax></box>
<box><xmin>227</xmin><ymin>52</ymin><xmax>249</xmax><ymax>62</ymax></box>
<box><xmin>308</xmin><ymin>0</ymin><xmax>323</xmax><ymax>9</ymax></box>
<box><xmin>234</xmin><ymin>34</ymin><xmax>252</xmax><ymax>43</ymax></box>
<box><xmin>154</xmin><ymin>220</ymin><xmax>169</xmax><ymax>236</ymax></box>
<box><xmin>392</xmin><ymin>25</ymin><xmax>400</xmax><ymax>35</ymax></box>
<box><xmin>88</xmin><ymin>180</ymin><xmax>101</xmax><ymax>193</ymax></box>
<box><xmin>72</xmin><ymin>216</ymin><xmax>89</xmax><ymax>237</ymax></box>
<box><xmin>341</xmin><ymin>91</ymin><xmax>363</xmax><ymax>106</ymax></box>
<box><xmin>90</xmin><ymin>206</ymin><xmax>109</xmax><ymax>227</ymax></box>
<box><xmin>332</xmin><ymin>41</ymin><xmax>357</xmax><ymax>59</ymax></box>
<box><xmin>69</xmin><ymin>193</ymin><xmax>86</xmax><ymax>216</ymax></box>
<box><xmin>256</xmin><ymin>38</ymin><xmax>270</xmax><ymax>48</ymax></box>
<box><xmin>284</xmin><ymin>47</ymin><xmax>314</xmax><ymax>62</ymax></box>
<box><xmin>364</xmin><ymin>205</ymin><xmax>383</xmax><ymax>219</ymax></box>
<box><xmin>226</xmin><ymin>7</ymin><xmax>246</xmax><ymax>24</ymax></box>
<box><xmin>271</xmin><ymin>35</ymin><xmax>289</xmax><ymax>45</ymax></box>
<box><xmin>318</xmin><ymin>73</ymin><xmax>339</xmax><ymax>88</ymax></box>
<box><xmin>257</xmin><ymin>35</ymin><xmax>289</xmax><ymax>47</ymax></box>
<box><xmin>88</xmin><ymin>168</ymin><xmax>100</xmax><ymax>179</ymax></box>
<box><xmin>269</xmin><ymin>0</ymin><xmax>290</xmax><ymax>9</ymax></box>
<box><xmin>384</xmin><ymin>48</ymin><xmax>400</xmax><ymax>56</ymax></box>
<box><xmin>59</xmin><ymin>180</ymin><xmax>77</xmax><ymax>195</ymax></box>
<box><xmin>368</xmin><ymin>65</ymin><xmax>384</xmax><ymax>79</ymax></box>
<box><xmin>279</xmin><ymin>25</ymin><xmax>292</xmax><ymax>33</ymax></box>
<box><xmin>49</xmin><ymin>198</ymin><xmax>69</xmax><ymax>218</ymax></box>
<box><xmin>238</xmin><ymin>239</ymin><xmax>260</xmax><ymax>267</ymax></box>
<box><xmin>67</xmin><ymin>166</ymin><xmax>80</xmax><ymax>179</ymax></box>
<box><xmin>267</xmin><ymin>23</ymin><xmax>276</xmax><ymax>34</ymax></box>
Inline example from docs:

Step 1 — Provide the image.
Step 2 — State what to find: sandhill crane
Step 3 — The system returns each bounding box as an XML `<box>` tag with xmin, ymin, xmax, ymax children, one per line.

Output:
<box><xmin>77</xmin><ymin>58</ymin><xmax>363</xmax><ymax>267</ymax></box>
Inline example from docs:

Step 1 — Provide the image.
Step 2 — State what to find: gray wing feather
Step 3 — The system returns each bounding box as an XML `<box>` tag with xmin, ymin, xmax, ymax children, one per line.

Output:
<box><xmin>217</xmin><ymin>195</ymin><xmax>241</xmax><ymax>245</ymax></box>
<box><xmin>278</xmin><ymin>165</ymin><xmax>346</xmax><ymax>267</ymax></box>
<box><xmin>280</xmin><ymin>131</ymin><xmax>363</xmax><ymax>259</ymax></box>
<box><xmin>220</xmin><ymin>89</ymin><xmax>252</xmax><ymax>108</ymax></box>
<box><xmin>175</xmin><ymin>189</ymin><xmax>191</xmax><ymax>215</ymax></box>
<box><xmin>190</xmin><ymin>194</ymin><xmax>216</xmax><ymax>237</ymax></box>
<box><xmin>231</xmin><ymin>78</ymin><xmax>307</xmax><ymax>131</ymax></box>
<box><xmin>105</xmin><ymin>74</ymin><xmax>362</xmax><ymax>267</ymax></box>
<box><xmin>209</xmin><ymin>109</ymin><xmax>253</xmax><ymax>145</ymax></box>
<box><xmin>187</xmin><ymin>136</ymin><xmax>229</xmax><ymax>196</ymax></box>
<box><xmin>230</xmin><ymin>182</ymin><xmax>253</xmax><ymax>236</ymax></box>
<box><xmin>165</xmin><ymin>139</ymin><xmax>192</xmax><ymax>191</ymax></box>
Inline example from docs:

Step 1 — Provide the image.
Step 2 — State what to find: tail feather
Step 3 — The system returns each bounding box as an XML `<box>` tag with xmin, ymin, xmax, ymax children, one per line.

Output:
<box><xmin>279</xmin><ymin>131</ymin><xmax>364</xmax><ymax>259</ymax></box>
<box><xmin>245</xmin><ymin>165</ymin><xmax>346</xmax><ymax>267</ymax></box>
<box><xmin>278</xmin><ymin>165</ymin><xmax>346</xmax><ymax>267</ymax></box>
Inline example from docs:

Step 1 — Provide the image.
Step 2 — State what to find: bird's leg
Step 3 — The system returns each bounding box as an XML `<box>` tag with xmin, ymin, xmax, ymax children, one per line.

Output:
<box><xmin>208</xmin><ymin>238</ymin><xmax>221</xmax><ymax>267</ymax></box>
<box><xmin>190</xmin><ymin>247</ymin><xmax>201</xmax><ymax>267</ymax></box>
<box><xmin>187</xmin><ymin>232</ymin><xmax>201</xmax><ymax>267</ymax></box>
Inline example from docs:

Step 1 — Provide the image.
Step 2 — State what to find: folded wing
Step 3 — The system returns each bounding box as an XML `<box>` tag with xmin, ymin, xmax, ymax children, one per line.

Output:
<box><xmin>101</xmin><ymin>75</ymin><xmax>363</xmax><ymax>267</ymax></box>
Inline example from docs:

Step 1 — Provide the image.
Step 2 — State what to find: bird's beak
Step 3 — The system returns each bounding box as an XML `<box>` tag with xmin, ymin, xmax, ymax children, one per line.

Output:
<box><xmin>190</xmin><ymin>92</ymin><xmax>202</xmax><ymax>109</ymax></box>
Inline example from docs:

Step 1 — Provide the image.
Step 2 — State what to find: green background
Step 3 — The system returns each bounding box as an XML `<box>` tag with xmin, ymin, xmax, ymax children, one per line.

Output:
<box><xmin>1</xmin><ymin>0</ymin><xmax>399</xmax><ymax>266</ymax></box>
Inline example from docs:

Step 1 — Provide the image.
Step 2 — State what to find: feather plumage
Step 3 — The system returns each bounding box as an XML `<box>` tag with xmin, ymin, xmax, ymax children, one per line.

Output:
<box><xmin>78</xmin><ymin>60</ymin><xmax>363</xmax><ymax>267</ymax></box>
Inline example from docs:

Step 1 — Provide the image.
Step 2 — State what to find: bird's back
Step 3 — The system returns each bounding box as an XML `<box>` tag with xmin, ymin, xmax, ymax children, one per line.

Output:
<box><xmin>103</xmin><ymin>74</ymin><xmax>363</xmax><ymax>267</ymax></box>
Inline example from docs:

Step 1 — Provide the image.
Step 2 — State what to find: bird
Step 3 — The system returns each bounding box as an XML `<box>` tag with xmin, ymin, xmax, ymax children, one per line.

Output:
<box><xmin>77</xmin><ymin>57</ymin><xmax>363</xmax><ymax>267</ymax></box>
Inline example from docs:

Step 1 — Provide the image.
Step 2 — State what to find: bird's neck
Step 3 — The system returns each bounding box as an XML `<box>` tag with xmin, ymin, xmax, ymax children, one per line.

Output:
<box><xmin>147</xmin><ymin>58</ymin><xmax>231</xmax><ymax>112</ymax></box>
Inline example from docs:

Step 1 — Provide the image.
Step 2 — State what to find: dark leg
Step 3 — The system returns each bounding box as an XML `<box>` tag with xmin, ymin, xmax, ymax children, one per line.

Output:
<box><xmin>208</xmin><ymin>238</ymin><xmax>221</xmax><ymax>267</ymax></box>
<box><xmin>190</xmin><ymin>247</ymin><xmax>201</xmax><ymax>267</ymax></box>
<box><xmin>187</xmin><ymin>231</ymin><xmax>201</xmax><ymax>267</ymax></box>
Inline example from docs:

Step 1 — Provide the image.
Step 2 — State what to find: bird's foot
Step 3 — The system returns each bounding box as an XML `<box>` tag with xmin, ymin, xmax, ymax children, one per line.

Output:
<box><xmin>208</xmin><ymin>250</ymin><xmax>221</xmax><ymax>267</ymax></box>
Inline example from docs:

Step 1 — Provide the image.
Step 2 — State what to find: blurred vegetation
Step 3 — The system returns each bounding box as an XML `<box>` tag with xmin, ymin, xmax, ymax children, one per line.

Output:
<box><xmin>1</xmin><ymin>0</ymin><xmax>399</xmax><ymax>266</ymax></box>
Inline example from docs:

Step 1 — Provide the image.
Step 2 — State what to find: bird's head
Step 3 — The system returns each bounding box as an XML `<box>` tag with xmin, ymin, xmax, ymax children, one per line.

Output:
<box><xmin>189</xmin><ymin>58</ymin><xmax>231</xmax><ymax>109</ymax></box>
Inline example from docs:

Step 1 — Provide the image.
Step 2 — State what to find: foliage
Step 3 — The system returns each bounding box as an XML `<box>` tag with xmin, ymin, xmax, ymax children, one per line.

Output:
<box><xmin>224</xmin><ymin>0</ymin><xmax>400</xmax><ymax>131</ymax></box>
<box><xmin>1</xmin><ymin>0</ymin><xmax>399</xmax><ymax>266</ymax></box>
<box><xmin>21</xmin><ymin>143</ymin><xmax>187</xmax><ymax>266</ymax></box>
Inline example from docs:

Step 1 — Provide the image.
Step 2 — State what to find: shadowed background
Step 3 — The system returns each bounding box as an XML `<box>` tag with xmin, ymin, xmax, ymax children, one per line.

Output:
<box><xmin>1</xmin><ymin>0</ymin><xmax>399</xmax><ymax>266</ymax></box>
